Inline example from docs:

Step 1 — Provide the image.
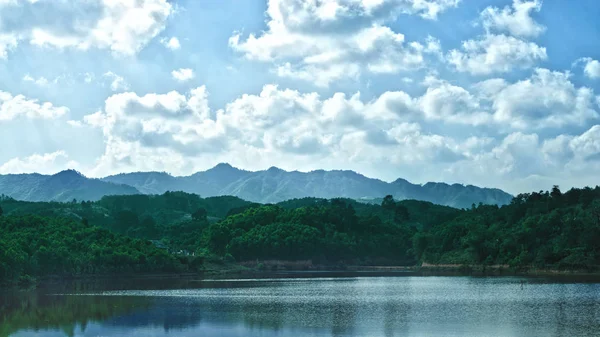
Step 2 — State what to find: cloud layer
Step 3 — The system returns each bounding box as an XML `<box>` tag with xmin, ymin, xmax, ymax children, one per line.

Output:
<box><xmin>0</xmin><ymin>0</ymin><xmax>173</xmax><ymax>57</ymax></box>
<box><xmin>230</xmin><ymin>0</ymin><xmax>454</xmax><ymax>86</ymax></box>
<box><xmin>2</xmin><ymin>0</ymin><xmax>600</xmax><ymax>195</ymax></box>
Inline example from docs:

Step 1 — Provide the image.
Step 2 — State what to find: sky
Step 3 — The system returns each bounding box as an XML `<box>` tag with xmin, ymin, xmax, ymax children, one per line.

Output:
<box><xmin>0</xmin><ymin>0</ymin><xmax>599</xmax><ymax>194</ymax></box>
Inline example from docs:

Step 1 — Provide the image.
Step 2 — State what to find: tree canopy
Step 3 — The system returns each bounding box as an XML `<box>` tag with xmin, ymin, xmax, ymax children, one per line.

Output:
<box><xmin>2</xmin><ymin>185</ymin><xmax>600</xmax><ymax>284</ymax></box>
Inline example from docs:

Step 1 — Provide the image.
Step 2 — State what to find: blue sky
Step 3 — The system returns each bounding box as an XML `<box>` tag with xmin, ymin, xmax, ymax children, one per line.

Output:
<box><xmin>1</xmin><ymin>0</ymin><xmax>599</xmax><ymax>194</ymax></box>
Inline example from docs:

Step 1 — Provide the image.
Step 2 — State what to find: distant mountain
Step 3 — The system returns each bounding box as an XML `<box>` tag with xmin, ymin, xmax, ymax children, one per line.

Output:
<box><xmin>0</xmin><ymin>165</ymin><xmax>513</xmax><ymax>208</ymax></box>
<box><xmin>0</xmin><ymin>169</ymin><xmax>140</xmax><ymax>202</ymax></box>
<box><xmin>101</xmin><ymin>164</ymin><xmax>513</xmax><ymax>208</ymax></box>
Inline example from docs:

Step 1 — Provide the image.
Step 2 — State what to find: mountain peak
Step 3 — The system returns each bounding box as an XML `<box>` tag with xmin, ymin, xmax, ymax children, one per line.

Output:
<box><xmin>214</xmin><ymin>162</ymin><xmax>233</xmax><ymax>169</ymax></box>
<box><xmin>392</xmin><ymin>177</ymin><xmax>411</xmax><ymax>185</ymax></box>
<box><xmin>1</xmin><ymin>166</ymin><xmax>514</xmax><ymax>208</ymax></box>
<box><xmin>53</xmin><ymin>169</ymin><xmax>85</xmax><ymax>178</ymax></box>
<box><xmin>266</xmin><ymin>166</ymin><xmax>284</xmax><ymax>173</ymax></box>
<box><xmin>209</xmin><ymin>163</ymin><xmax>242</xmax><ymax>172</ymax></box>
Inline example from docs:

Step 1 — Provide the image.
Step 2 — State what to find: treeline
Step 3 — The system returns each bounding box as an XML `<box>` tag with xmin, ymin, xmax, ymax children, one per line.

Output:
<box><xmin>0</xmin><ymin>192</ymin><xmax>253</xmax><ymax>252</ymax></box>
<box><xmin>415</xmin><ymin>186</ymin><xmax>600</xmax><ymax>269</ymax></box>
<box><xmin>0</xmin><ymin>215</ymin><xmax>202</xmax><ymax>283</ymax></box>
<box><xmin>1</xmin><ymin>185</ymin><xmax>600</xmax><ymax>283</ymax></box>
<box><xmin>203</xmin><ymin>187</ymin><xmax>600</xmax><ymax>269</ymax></box>
<box><xmin>203</xmin><ymin>197</ymin><xmax>457</xmax><ymax>264</ymax></box>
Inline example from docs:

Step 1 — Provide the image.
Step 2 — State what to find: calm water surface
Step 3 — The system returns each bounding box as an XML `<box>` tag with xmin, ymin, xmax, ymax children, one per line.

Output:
<box><xmin>2</xmin><ymin>275</ymin><xmax>600</xmax><ymax>337</ymax></box>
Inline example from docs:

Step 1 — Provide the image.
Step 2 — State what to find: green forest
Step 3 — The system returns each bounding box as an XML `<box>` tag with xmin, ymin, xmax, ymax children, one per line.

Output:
<box><xmin>1</xmin><ymin>185</ymin><xmax>600</xmax><ymax>284</ymax></box>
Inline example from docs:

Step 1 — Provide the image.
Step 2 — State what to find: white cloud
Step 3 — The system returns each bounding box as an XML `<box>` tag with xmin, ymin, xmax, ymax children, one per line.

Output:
<box><xmin>67</xmin><ymin>120</ymin><xmax>85</xmax><ymax>128</ymax></box>
<box><xmin>447</xmin><ymin>34</ymin><xmax>547</xmax><ymax>75</ymax></box>
<box><xmin>575</xmin><ymin>57</ymin><xmax>600</xmax><ymax>79</ymax></box>
<box><xmin>0</xmin><ymin>0</ymin><xmax>173</xmax><ymax>56</ymax></box>
<box><xmin>77</xmin><ymin>84</ymin><xmax>474</xmax><ymax>177</ymax></box>
<box><xmin>0</xmin><ymin>151</ymin><xmax>79</xmax><ymax>174</ymax></box>
<box><xmin>484</xmin><ymin>68</ymin><xmax>599</xmax><ymax>129</ymax></box>
<box><xmin>229</xmin><ymin>0</ymin><xmax>457</xmax><ymax>86</ymax></box>
<box><xmin>0</xmin><ymin>90</ymin><xmax>69</xmax><ymax>121</ymax></box>
<box><xmin>23</xmin><ymin>74</ymin><xmax>49</xmax><ymax>86</ymax></box>
<box><xmin>481</xmin><ymin>0</ymin><xmax>545</xmax><ymax>38</ymax></box>
<box><xmin>456</xmin><ymin>124</ymin><xmax>600</xmax><ymax>193</ymax></box>
<box><xmin>82</xmin><ymin>71</ymin><xmax>600</xmax><ymax>176</ymax></box>
<box><xmin>103</xmin><ymin>72</ymin><xmax>129</xmax><ymax>91</ymax></box>
<box><xmin>32</xmin><ymin>69</ymin><xmax>595</xmax><ymax>193</ymax></box>
<box><xmin>160</xmin><ymin>36</ymin><xmax>180</xmax><ymax>50</ymax></box>
<box><xmin>417</xmin><ymin>76</ymin><xmax>490</xmax><ymax>125</ymax></box>
<box><xmin>171</xmin><ymin>68</ymin><xmax>195</xmax><ymax>82</ymax></box>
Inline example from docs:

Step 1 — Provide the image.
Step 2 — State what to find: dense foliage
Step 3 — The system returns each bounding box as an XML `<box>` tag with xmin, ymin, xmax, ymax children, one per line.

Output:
<box><xmin>416</xmin><ymin>186</ymin><xmax>600</xmax><ymax>269</ymax></box>
<box><xmin>0</xmin><ymin>192</ymin><xmax>252</xmax><ymax>252</ymax></box>
<box><xmin>1</xmin><ymin>185</ymin><xmax>599</xmax><ymax>284</ymax></box>
<box><xmin>0</xmin><ymin>215</ymin><xmax>198</xmax><ymax>283</ymax></box>
<box><xmin>205</xmin><ymin>197</ymin><xmax>460</xmax><ymax>264</ymax></box>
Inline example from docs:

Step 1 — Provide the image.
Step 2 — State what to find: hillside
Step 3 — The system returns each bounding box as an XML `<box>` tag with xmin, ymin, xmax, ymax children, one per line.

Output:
<box><xmin>1</xmin><ymin>185</ymin><xmax>599</xmax><ymax>284</ymax></box>
<box><xmin>0</xmin><ymin>165</ymin><xmax>512</xmax><ymax>208</ymax></box>
<box><xmin>0</xmin><ymin>215</ymin><xmax>198</xmax><ymax>284</ymax></box>
<box><xmin>102</xmin><ymin>164</ymin><xmax>513</xmax><ymax>208</ymax></box>
<box><xmin>202</xmin><ymin>185</ymin><xmax>600</xmax><ymax>270</ymax></box>
<box><xmin>0</xmin><ymin>170</ymin><xmax>140</xmax><ymax>202</ymax></box>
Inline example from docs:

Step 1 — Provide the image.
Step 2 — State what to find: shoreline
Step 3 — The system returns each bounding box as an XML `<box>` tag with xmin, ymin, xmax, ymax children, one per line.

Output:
<box><xmin>5</xmin><ymin>263</ymin><xmax>600</xmax><ymax>289</ymax></box>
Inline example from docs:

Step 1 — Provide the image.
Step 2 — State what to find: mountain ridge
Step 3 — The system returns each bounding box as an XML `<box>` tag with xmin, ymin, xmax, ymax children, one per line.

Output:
<box><xmin>0</xmin><ymin>170</ymin><xmax>141</xmax><ymax>202</ymax></box>
<box><xmin>0</xmin><ymin>164</ymin><xmax>513</xmax><ymax>208</ymax></box>
<box><xmin>102</xmin><ymin>164</ymin><xmax>513</xmax><ymax>208</ymax></box>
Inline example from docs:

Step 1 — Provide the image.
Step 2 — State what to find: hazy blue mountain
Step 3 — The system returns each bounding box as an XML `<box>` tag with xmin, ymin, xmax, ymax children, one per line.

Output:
<box><xmin>102</xmin><ymin>164</ymin><xmax>513</xmax><ymax>208</ymax></box>
<box><xmin>0</xmin><ymin>165</ymin><xmax>513</xmax><ymax>208</ymax></box>
<box><xmin>0</xmin><ymin>170</ymin><xmax>140</xmax><ymax>202</ymax></box>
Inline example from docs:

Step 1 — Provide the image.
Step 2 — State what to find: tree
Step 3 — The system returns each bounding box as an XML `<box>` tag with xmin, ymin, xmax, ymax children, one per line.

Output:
<box><xmin>381</xmin><ymin>195</ymin><xmax>395</xmax><ymax>211</ymax></box>
<box><xmin>551</xmin><ymin>185</ymin><xmax>562</xmax><ymax>199</ymax></box>
<box><xmin>192</xmin><ymin>208</ymin><xmax>207</xmax><ymax>222</ymax></box>
<box><xmin>381</xmin><ymin>195</ymin><xmax>396</xmax><ymax>222</ymax></box>
<box><xmin>394</xmin><ymin>205</ymin><xmax>409</xmax><ymax>223</ymax></box>
<box><xmin>0</xmin><ymin>205</ymin><xmax>3</xmax><ymax>217</ymax></box>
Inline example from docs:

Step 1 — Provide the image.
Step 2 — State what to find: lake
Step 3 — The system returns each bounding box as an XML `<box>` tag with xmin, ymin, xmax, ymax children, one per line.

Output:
<box><xmin>2</xmin><ymin>275</ymin><xmax>600</xmax><ymax>337</ymax></box>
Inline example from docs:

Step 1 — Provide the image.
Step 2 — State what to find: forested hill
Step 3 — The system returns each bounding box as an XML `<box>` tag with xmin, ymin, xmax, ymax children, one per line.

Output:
<box><xmin>0</xmin><ymin>170</ymin><xmax>140</xmax><ymax>202</ymax></box>
<box><xmin>102</xmin><ymin>164</ymin><xmax>512</xmax><ymax>208</ymax></box>
<box><xmin>1</xmin><ymin>185</ymin><xmax>599</xmax><ymax>284</ymax></box>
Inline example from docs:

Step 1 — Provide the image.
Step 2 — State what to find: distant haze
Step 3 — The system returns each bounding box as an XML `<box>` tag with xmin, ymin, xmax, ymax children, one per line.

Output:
<box><xmin>0</xmin><ymin>164</ymin><xmax>513</xmax><ymax>209</ymax></box>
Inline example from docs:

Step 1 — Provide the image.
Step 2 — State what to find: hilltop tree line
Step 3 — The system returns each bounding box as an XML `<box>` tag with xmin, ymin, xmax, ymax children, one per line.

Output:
<box><xmin>1</xmin><ymin>185</ymin><xmax>600</xmax><ymax>283</ymax></box>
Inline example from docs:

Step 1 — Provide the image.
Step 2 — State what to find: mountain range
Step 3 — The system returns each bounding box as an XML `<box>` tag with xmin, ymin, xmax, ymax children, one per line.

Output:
<box><xmin>0</xmin><ymin>170</ymin><xmax>139</xmax><ymax>202</ymax></box>
<box><xmin>0</xmin><ymin>164</ymin><xmax>513</xmax><ymax>208</ymax></box>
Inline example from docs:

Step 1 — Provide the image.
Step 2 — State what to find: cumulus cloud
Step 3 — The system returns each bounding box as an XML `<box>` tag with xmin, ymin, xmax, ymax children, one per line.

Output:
<box><xmin>0</xmin><ymin>0</ymin><xmax>173</xmax><ymax>56</ymax></box>
<box><xmin>78</xmin><ymin>84</ymin><xmax>470</xmax><ymax>177</ymax></box>
<box><xmin>0</xmin><ymin>151</ymin><xmax>79</xmax><ymax>174</ymax></box>
<box><xmin>447</xmin><ymin>124</ymin><xmax>600</xmax><ymax>193</ymax></box>
<box><xmin>0</xmin><ymin>90</ymin><xmax>69</xmax><ymax>121</ymax></box>
<box><xmin>171</xmin><ymin>68</ymin><xmax>195</xmax><ymax>82</ymax></box>
<box><xmin>481</xmin><ymin>0</ymin><xmax>545</xmax><ymax>38</ymax></box>
<box><xmin>229</xmin><ymin>0</ymin><xmax>457</xmax><ymax>86</ymax></box>
<box><xmin>483</xmin><ymin>68</ymin><xmax>599</xmax><ymax>129</ymax></box>
<box><xmin>575</xmin><ymin>57</ymin><xmax>600</xmax><ymax>79</ymax></box>
<box><xmin>103</xmin><ymin>72</ymin><xmax>129</xmax><ymax>91</ymax></box>
<box><xmin>416</xmin><ymin>76</ymin><xmax>490</xmax><ymax>125</ymax></box>
<box><xmin>160</xmin><ymin>36</ymin><xmax>180</xmax><ymax>50</ymax></box>
<box><xmin>447</xmin><ymin>34</ymin><xmax>546</xmax><ymax>75</ymax></box>
<box><xmin>447</xmin><ymin>0</ymin><xmax>547</xmax><ymax>76</ymax></box>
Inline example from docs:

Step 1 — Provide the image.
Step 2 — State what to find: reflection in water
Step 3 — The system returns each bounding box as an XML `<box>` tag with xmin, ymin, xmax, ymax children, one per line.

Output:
<box><xmin>3</xmin><ymin>276</ymin><xmax>600</xmax><ymax>337</ymax></box>
<box><xmin>0</xmin><ymin>291</ymin><xmax>152</xmax><ymax>337</ymax></box>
